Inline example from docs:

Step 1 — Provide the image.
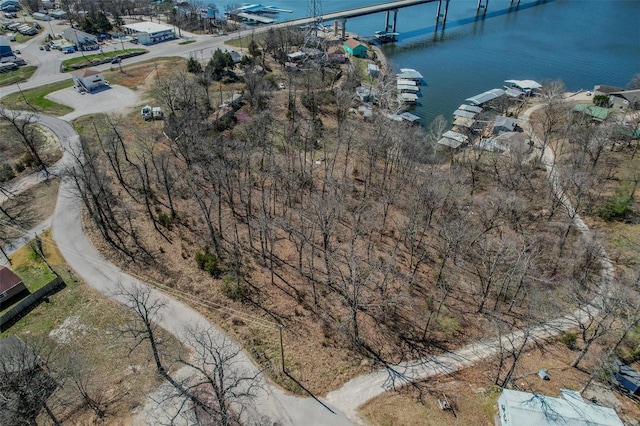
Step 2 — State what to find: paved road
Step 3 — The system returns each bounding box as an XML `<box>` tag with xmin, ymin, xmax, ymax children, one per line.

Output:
<box><xmin>4</xmin><ymin>20</ymin><xmax>616</xmax><ymax>423</ymax></box>
<box><xmin>3</xmin><ymin>110</ymin><xmax>351</xmax><ymax>425</ymax></box>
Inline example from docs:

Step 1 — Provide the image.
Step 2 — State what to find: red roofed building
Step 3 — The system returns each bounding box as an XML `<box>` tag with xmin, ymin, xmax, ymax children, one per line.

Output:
<box><xmin>71</xmin><ymin>67</ymin><xmax>105</xmax><ymax>92</ymax></box>
<box><xmin>0</xmin><ymin>265</ymin><xmax>27</xmax><ymax>308</ymax></box>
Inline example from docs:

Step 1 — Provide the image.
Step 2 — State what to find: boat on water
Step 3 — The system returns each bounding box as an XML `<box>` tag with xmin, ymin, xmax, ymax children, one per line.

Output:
<box><xmin>375</xmin><ymin>30</ymin><xmax>399</xmax><ymax>43</ymax></box>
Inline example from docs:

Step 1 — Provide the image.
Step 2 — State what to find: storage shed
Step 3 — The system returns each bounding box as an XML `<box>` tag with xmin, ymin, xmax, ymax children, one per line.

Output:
<box><xmin>343</xmin><ymin>39</ymin><xmax>367</xmax><ymax>58</ymax></box>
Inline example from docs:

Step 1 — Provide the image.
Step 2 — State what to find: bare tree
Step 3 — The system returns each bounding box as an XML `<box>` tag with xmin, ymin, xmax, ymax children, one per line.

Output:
<box><xmin>0</xmin><ymin>109</ymin><xmax>50</xmax><ymax>177</ymax></box>
<box><xmin>169</xmin><ymin>326</ymin><xmax>262</xmax><ymax>426</ymax></box>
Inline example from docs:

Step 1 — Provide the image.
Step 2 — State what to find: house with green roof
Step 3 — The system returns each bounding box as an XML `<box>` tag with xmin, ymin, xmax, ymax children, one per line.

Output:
<box><xmin>573</xmin><ymin>103</ymin><xmax>610</xmax><ymax>122</ymax></box>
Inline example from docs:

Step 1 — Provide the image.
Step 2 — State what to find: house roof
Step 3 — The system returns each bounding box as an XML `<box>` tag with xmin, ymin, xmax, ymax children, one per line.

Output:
<box><xmin>0</xmin><ymin>265</ymin><xmax>22</xmax><ymax>293</ymax></box>
<box><xmin>124</xmin><ymin>22</ymin><xmax>173</xmax><ymax>34</ymax></box>
<box><xmin>499</xmin><ymin>388</ymin><xmax>623</xmax><ymax>426</ymax></box>
<box><xmin>594</xmin><ymin>84</ymin><xmax>624</xmax><ymax>94</ymax></box>
<box><xmin>573</xmin><ymin>104</ymin><xmax>610</xmax><ymax>121</ymax></box>
<box><xmin>610</xmin><ymin>89</ymin><xmax>640</xmax><ymax>105</ymax></box>
<box><xmin>62</xmin><ymin>27</ymin><xmax>96</xmax><ymax>44</ymax></box>
<box><xmin>494</xmin><ymin>116</ymin><xmax>518</xmax><ymax>129</ymax></box>
<box><xmin>344</xmin><ymin>39</ymin><xmax>365</xmax><ymax>49</ymax></box>
<box><xmin>614</xmin><ymin>359</ymin><xmax>640</xmax><ymax>393</ymax></box>
<box><xmin>71</xmin><ymin>68</ymin><xmax>102</xmax><ymax>78</ymax></box>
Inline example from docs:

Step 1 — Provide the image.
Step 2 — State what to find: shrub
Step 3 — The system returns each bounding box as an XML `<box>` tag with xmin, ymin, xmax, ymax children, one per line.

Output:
<box><xmin>157</xmin><ymin>212</ymin><xmax>172</xmax><ymax>229</ymax></box>
<box><xmin>597</xmin><ymin>188</ymin><xmax>633</xmax><ymax>221</ymax></box>
<box><xmin>0</xmin><ymin>163</ymin><xmax>15</xmax><ymax>182</ymax></box>
<box><xmin>436</xmin><ymin>316</ymin><xmax>460</xmax><ymax>335</ymax></box>
<box><xmin>195</xmin><ymin>248</ymin><xmax>222</xmax><ymax>278</ymax></box>
<box><xmin>561</xmin><ymin>332</ymin><xmax>577</xmax><ymax>349</ymax></box>
<box><xmin>220</xmin><ymin>274</ymin><xmax>248</xmax><ymax>301</ymax></box>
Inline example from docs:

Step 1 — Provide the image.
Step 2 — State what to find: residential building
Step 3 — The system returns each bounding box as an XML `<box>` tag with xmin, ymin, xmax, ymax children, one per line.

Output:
<box><xmin>498</xmin><ymin>388</ymin><xmax>623</xmax><ymax>426</ymax></box>
<box><xmin>493</xmin><ymin>116</ymin><xmax>518</xmax><ymax>134</ymax></box>
<box><xmin>573</xmin><ymin>104</ymin><xmax>610</xmax><ymax>122</ymax></box>
<box><xmin>343</xmin><ymin>39</ymin><xmax>367</xmax><ymax>58</ymax></box>
<box><xmin>0</xmin><ymin>265</ymin><xmax>27</xmax><ymax>308</ymax></box>
<box><xmin>0</xmin><ymin>0</ymin><xmax>21</xmax><ymax>12</ymax></box>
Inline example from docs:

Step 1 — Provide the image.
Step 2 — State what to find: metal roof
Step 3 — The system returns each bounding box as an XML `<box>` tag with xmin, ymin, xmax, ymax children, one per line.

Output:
<box><xmin>453</xmin><ymin>117</ymin><xmax>475</xmax><ymax>128</ymax></box>
<box><xmin>396</xmin><ymin>68</ymin><xmax>424</xmax><ymax>81</ymax></box>
<box><xmin>437</xmin><ymin>137</ymin><xmax>463</xmax><ymax>149</ymax></box>
<box><xmin>458</xmin><ymin>104</ymin><xmax>483</xmax><ymax>113</ymax></box>
<box><xmin>498</xmin><ymin>388</ymin><xmax>623</xmax><ymax>426</ymax></box>
<box><xmin>453</xmin><ymin>109</ymin><xmax>475</xmax><ymax>119</ymax></box>
<box><xmin>494</xmin><ymin>116</ymin><xmax>518</xmax><ymax>129</ymax></box>
<box><xmin>504</xmin><ymin>79</ymin><xmax>542</xmax><ymax>91</ymax></box>
<box><xmin>442</xmin><ymin>130</ymin><xmax>468</xmax><ymax>143</ymax></box>
<box><xmin>573</xmin><ymin>104</ymin><xmax>610</xmax><ymax>122</ymax></box>
<box><xmin>465</xmin><ymin>88</ymin><xmax>505</xmax><ymax>106</ymax></box>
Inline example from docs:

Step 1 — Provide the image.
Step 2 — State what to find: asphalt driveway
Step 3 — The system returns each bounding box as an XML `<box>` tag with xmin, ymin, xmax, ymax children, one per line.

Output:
<box><xmin>45</xmin><ymin>84</ymin><xmax>141</xmax><ymax>121</ymax></box>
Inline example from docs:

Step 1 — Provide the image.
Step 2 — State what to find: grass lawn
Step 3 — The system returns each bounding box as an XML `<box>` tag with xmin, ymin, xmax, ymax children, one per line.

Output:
<box><xmin>0</xmin><ymin>80</ymin><xmax>73</xmax><ymax>116</ymax></box>
<box><xmin>60</xmin><ymin>48</ymin><xmax>147</xmax><ymax>72</ymax></box>
<box><xmin>225</xmin><ymin>32</ymin><xmax>267</xmax><ymax>49</ymax></box>
<box><xmin>1</xmin><ymin>230</ymin><xmax>183</xmax><ymax>423</ymax></box>
<box><xmin>0</xmin><ymin>65</ymin><xmax>37</xmax><ymax>87</ymax></box>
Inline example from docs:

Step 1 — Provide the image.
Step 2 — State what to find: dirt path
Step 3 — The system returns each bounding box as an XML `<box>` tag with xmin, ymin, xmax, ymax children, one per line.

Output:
<box><xmin>325</xmin><ymin>101</ymin><xmax>615</xmax><ymax>424</ymax></box>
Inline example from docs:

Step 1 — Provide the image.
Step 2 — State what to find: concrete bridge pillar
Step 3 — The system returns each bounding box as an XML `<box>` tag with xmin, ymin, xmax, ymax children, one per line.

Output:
<box><xmin>436</xmin><ymin>0</ymin><xmax>450</xmax><ymax>25</ymax></box>
<box><xmin>341</xmin><ymin>18</ymin><xmax>346</xmax><ymax>40</ymax></box>
<box><xmin>392</xmin><ymin>9</ymin><xmax>398</xmax><ymax>33</ymax></box>
<box><xmin>384</xmin><ymin>9</ymin><xmax>398</xmax><ymax>32</ymax></box>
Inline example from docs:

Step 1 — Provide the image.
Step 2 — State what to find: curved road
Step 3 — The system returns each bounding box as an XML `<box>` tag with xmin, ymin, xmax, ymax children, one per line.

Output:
<box><xmin>7</xmin><ymin>112</ymin><xmax>346</xmax><ymax>425</ymax></box>
<box><xmin>6</xmin><ymin>32</ymin><xmax>614</xmax><ymax>422</ymax></box>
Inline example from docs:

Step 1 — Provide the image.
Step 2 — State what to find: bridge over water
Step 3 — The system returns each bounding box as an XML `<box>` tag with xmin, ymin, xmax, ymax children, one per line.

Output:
<box><xmin>272</xmin><ymin>0</ymin><xmax>522</xmax><ymax>39</ymax></box>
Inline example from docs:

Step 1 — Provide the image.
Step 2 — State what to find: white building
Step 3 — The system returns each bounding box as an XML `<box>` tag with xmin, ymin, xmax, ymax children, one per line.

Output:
<box><xmin>123</xmin><ymin>22</ymin><xmax>175</xmax><ymax>45</ymax></box>
<box><xmin>498</xmin><ymin>388</ymin><xmax>623</xmax><ymax>426</ymax></box>
<box><xmin>71</xmin><ymin>68</ymin><xmax>105</xmax><ymax>92</ymax></box>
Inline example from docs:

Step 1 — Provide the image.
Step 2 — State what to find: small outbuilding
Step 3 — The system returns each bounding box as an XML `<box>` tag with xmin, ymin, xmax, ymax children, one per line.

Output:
<box><xmin>32</xmin><ymin>12</ymin><xmax>51</xmax><ymax>21</ymax></box>
<box><xmin>0</xmin><ymin>265</ymin><xmax>27</xmax><ymax>308</ymax></box>
<box><xmin>71</xmin><ymin>68</ymin><xmax>106</xmax><ymax>92</ymax></box>
<box><xmin>367</xmin><ymin>63</ymin><xmax>380</xmax><ymax>77</ymax></box>
<box><xmin>343</xmin><ymin>39</ymin><xmax>367</xmax><ymax>58</ymax></box>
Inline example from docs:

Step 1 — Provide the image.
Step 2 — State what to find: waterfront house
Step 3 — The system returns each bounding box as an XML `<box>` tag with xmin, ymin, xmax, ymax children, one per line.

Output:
<box><xmin>498</xmin><ymin>388</ymin><xmax>623</xmax><ymax>426</ymax></box>
<box><xmin>609</xmin><ymin>89</ymin><xmax>640</xmax><ymax>110</ymax></box>
<box><xmin>0</xmin><ymin>265</ymin><xmax>27</xmax><ymax>308</ymax></box>
<box><xmin>343</xmin><ymin>39</ymin><xmax>367</xmax><ymax>58</ymax></box>
<box><xmin>573</xmin><ymin>104</ymin><xmax>610</xmax><ymax>122</ymax></box>
<box><xmin>71</xmin><ymin>68</ymin><xmax>106</xmax><ymax>92</ymax></box>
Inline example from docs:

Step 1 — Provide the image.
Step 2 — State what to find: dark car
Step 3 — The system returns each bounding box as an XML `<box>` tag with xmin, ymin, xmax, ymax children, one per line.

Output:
<box><xmin>110</xmin><ymin>57</ymin><xmax>121</xmax><ymax>64</ymax></box>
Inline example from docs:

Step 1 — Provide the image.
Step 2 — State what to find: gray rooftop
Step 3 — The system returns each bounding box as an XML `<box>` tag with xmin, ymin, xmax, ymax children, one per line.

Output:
<box><xmin>499</xmin><ymin>388</ymin><xmax>623</xmax><ymax>426</ymax></box>
<box><xmin>465</xmin><ymin>88</ymin><xmax>505</xmax><ymax>106</ymax></box>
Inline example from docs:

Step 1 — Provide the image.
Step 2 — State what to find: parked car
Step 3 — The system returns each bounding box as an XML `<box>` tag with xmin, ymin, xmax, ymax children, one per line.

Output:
<box><xmin>110</xmin><ymin>57</ymin><xmax>121</xmax><ymax>64</ymax></box>
<box><xmin>13</xmin><ymin>49</ymin><xmax>20</xmax><ymax>54</ymax></box>
<box><xmin>39</xmin><ymin>45</ymin><xmax>44</xmax><ymax>50</ymax></box>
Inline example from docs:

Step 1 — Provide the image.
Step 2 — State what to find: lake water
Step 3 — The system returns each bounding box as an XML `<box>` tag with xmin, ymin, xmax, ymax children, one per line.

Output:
<box><xmin>209</xmin><ymin>0</ymin><xmax>639</xmax><ymax>126</ymax></box>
